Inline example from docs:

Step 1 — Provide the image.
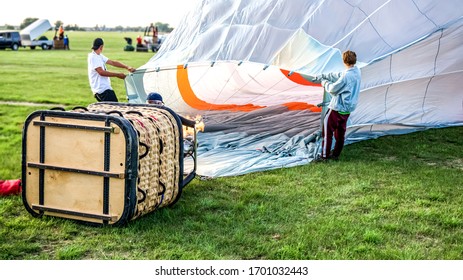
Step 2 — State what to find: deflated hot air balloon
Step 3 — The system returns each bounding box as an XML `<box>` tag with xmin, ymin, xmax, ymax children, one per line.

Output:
<box><xmin>125</xmin><ymin>0</ymin><xmax>463</xmax><ymax>177</ymax></box>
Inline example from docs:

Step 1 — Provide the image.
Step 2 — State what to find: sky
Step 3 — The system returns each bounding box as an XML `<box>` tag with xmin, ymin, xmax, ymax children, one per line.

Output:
<box><xmin>3</xmin><ymin>0</ymin><xmax>201</xmax><ymax>28</ymax></box>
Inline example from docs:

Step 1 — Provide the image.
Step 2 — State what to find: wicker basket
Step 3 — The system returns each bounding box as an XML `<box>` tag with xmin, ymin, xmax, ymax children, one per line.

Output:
<box><xmin>22</xmin><ymin>103</ymin><xmax>196</xmax><ymax>226</ymax></box>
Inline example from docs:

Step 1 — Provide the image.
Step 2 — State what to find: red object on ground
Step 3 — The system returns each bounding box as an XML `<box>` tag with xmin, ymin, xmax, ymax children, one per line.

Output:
<box><xmin>0</xmin><ymin>179</ymin><xmax>22</xmax><ymax>196</ymax></box>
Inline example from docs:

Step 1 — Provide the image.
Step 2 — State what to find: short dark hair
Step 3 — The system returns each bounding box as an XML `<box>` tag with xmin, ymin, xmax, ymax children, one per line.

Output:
<box><xmin>343</xmin><ymin>50</ymin><xmax>357</xmax><ymax>65</ymax></box>
<box><xmin>92</xmin><ymin>38</ymin><xmax>104</xmax><ymax>50</ymax></box>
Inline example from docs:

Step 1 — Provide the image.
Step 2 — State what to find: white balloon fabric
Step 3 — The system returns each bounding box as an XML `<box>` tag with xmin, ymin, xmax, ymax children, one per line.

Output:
<box><xmin>125</xmin><ymin>0</ymin><xmax>463</xmax><ymax>177</ymax></box>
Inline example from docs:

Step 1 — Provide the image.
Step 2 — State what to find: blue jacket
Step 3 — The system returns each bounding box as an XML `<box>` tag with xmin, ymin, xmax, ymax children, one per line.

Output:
<box><xmin>320</xmin><ymin>66</ymin><xmax>361</xmax><ymax>113</ymax></box>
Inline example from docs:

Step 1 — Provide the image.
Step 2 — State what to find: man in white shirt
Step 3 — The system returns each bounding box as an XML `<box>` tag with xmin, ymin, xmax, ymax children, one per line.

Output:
<box><xmin>87</xmin><ymin>38</ymin><xmax>136</xmax><ymax>102</ymax></box>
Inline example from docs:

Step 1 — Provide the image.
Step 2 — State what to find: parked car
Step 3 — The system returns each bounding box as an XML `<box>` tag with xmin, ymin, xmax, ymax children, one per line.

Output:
<box><xmin>28</xmin><ymin>35</ymin><xmax>53</xmax><ymax>50</ymax></box>
<box><xmin>0</xmin><ymin>30</ymin><xmax>21</xmax><ymax>51</ymax></box>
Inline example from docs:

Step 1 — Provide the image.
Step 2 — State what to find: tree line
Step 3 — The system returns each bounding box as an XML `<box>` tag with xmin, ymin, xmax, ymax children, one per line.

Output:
<box><xmin>1</xmin><ymin>18</ymin><xmax>174</xmax><ymax>33</ymax></box>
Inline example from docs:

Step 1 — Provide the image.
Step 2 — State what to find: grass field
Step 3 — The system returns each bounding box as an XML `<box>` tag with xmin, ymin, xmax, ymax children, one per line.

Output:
<box><xmin>0</xmin><ymin>31</ymin><xmax>152</xmax><ymax>105</ymax></box>
<box><xmin>0</xmin><ymin>32</ymin><xmax>462</xmax><ymax>260</ymax></box>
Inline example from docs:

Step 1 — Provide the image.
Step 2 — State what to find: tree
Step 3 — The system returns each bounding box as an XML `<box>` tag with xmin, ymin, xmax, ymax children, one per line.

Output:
<box><xmin>155</xmin><ymin>22</ymin><xmax>173</xmax><ymax>33</ymax></box>
<box><xmin>3</xmin><ymin>24</ymin><xmax>15</xmax><ymax>30</ymax></box>
<box><xmin>20</xmin><ymin>18</ymin><xmax>39</xmax><ymax>29</ymax></box>
<box><xmin>54</xmin><ymin>20</ymin><xmax>63</xmax><ymax>29</ymax></box>
<box><xmin>65</xmin><ymin>24</ymin><xmax>84</xmax><ymax>31</ymax></box>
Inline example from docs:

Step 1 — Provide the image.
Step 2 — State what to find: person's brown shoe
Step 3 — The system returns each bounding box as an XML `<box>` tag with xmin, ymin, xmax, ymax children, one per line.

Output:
<box><xmin>328</xmin><ymin>155</ymin><xmax>339</xmax><ymax>161</ymax></box>
<box><xmin>313</xmin><ymin>157</ymin><xmax>329</xmax><ymax>163</ymax></box>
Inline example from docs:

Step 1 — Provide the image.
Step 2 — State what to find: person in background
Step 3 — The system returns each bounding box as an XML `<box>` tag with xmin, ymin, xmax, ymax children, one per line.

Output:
<box><xmin>63</xmin><ymin>35</ymin><xmax>69</xmax><ymax>50</ymax></box>
<box><xmin>88</xmin><ymin>38</ymin><xmax>136</xmax><ymax>102</ymax></box>
<box><xmin>136</xmin><ymin>35</ymin><xmax>143</xmax><ymax>47</ymax></box>
<box><xmin>315</xmin><ymin>50</ymin><xmax>361</xmax><ymax>162</ymax></box>
<box><xmin>58</xmin><ymin>25</ymin><xmax>64</xmax><ymax>40</ymax></box>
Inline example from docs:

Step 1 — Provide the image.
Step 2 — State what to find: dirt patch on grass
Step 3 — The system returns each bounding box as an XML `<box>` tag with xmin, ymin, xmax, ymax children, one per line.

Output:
<box><xmin>0</xmin><ymin>101</ymin><xmax>65</xmax><ymax>107</ymax></box>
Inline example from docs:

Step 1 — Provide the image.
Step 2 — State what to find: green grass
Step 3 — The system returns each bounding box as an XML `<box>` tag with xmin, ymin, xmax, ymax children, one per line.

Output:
<box><xmin>1</xmin><ymin>32</ymin><xmax>462</xmax><ymax>260</ymax></box>
<box><xmin>0</xmin><ymin>31</ymin><xmax>153</xmax><ymax>105</ymax></box>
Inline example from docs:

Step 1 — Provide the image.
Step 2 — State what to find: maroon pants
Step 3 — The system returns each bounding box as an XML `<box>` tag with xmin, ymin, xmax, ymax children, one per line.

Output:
<box><xmin>321</xmin><ymin>109</ymin><xmax>350</xmax><ymax>159</ymax></box>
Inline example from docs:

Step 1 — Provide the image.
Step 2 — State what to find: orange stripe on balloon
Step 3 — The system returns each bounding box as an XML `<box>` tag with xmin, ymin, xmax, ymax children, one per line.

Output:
<box><xmin>280</xmin><ymin>69</ymin><xmax>321</xmax><ymax>87</ymax></box>
<box><xmin>279</xmin><ymin>69</ymin><xmax>322</xmax><ymax>112</ymax></box>
<box><xmin>176</xmin><ymin>65</ymin><xmax>321</xmax><ymax>113</ymax></box>
<box><xmin>176</xmin><ymin>65</ymin><xmax>264</xmax><ymax>112</ymax></box>
<box><xmin>283</xmin><ymin>102</ymin><xmax>322</xmax><ymax>112</ymax></box>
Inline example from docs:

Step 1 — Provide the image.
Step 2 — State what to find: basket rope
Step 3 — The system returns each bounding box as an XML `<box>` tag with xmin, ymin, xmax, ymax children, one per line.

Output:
<box><xmin>72</xmin><ymin>103</ymin><xmax>181</xmax><ymax>220</ymax></box>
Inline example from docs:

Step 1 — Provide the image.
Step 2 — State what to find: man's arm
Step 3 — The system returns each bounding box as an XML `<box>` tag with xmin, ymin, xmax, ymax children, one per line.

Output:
<box><xmin>320</xmin><ymin>71</ymin><xmax>342</xmax><ymax>82</ymax></box>
<box><xmin>95</xmin><ymin>67</ymin><xmax>126</xmax><ymax>79</ymax></box>
<box><xmin>107</xmin><ymin>59</ymin><xmax>136</xmax><ymax>72</ymax></box>
<box><xmin>322</xmin><ymin>74</ymin><xmax>346</xmax><ymax>96</ymax></box>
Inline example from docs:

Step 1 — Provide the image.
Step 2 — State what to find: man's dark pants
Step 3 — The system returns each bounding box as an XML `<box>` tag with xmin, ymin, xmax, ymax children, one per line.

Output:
<box><xmin>321</xmin><ymin>109</ymin><xmax>350</xmax><ymax>159</ymax></box>
<box><xmin>94</xmin><ymin>89</ymin><xmax>118</xmax><ymax>102</ymax></box>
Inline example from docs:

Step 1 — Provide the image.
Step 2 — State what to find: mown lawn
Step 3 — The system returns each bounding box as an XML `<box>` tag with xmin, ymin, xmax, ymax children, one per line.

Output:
<box><xmin>0</xmin><ymin>32</ymin><xmax>462</xmax><ymax>260</ymax></box>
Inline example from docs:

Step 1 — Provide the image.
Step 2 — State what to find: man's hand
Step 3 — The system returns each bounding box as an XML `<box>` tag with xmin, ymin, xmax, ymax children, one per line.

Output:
<box><xmin>116</xmin><ymin>73</ymin><xmax>127</xmax><ymax>79</ymax></box>
<box><xmin>127</xmin><ymin>66</ymin><xmax>136</xmax><ymax>73</ymax></box>
<box><xmin>314</xmin><ymin>74</ymin><xmax>326</xmax><ymax>83</ymax></box>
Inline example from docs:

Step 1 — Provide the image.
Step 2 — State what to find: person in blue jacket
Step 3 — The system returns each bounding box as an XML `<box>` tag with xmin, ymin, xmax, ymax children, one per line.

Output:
<box><xmin>316</xmin><ymin>50</ymin><xmax>361</xmax><ymax>161</ymax></box>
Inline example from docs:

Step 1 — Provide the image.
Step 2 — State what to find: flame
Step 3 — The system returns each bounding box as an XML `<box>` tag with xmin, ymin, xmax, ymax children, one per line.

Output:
<box><xmin>182</xmin><ymin>115</ymin><xmax>205</xmax><ymax>138</ymax></box>
<box><xmin>194</xmin><ymin>115</ymin><xmax>205</xmax><ymax>132</ymax></box>
<box><xmin>183</xmin><ymin>126</ymin><xmax>194</xmax><ymax>138</ymax></box>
